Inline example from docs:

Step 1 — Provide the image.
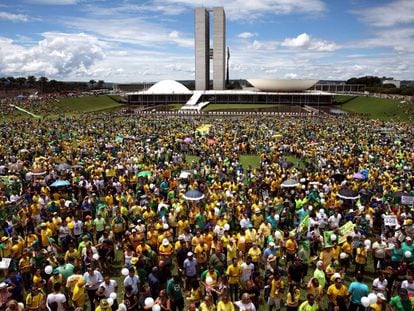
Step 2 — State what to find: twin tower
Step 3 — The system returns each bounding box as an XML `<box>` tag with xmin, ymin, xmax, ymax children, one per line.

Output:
<box><xmin>195</xmin><ymin>7</ymin><xmax>226</xmax><ymax>91</ymax></box>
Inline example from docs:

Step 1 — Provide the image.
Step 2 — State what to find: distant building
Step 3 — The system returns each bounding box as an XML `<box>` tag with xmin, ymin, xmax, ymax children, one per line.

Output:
<box><xmin>195</xmin><ymin>7</ymin><xmax>226</xmax><ymax>91</ymax></box>
<box><xmin>382</xmin><ymin>79</ymin><xmax>401</xmax><ymax>88</ymax></box>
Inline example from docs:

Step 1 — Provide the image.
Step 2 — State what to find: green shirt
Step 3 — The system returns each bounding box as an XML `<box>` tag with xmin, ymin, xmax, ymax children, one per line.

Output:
<box><xmin>389</xmin><ymin>295</ymin><xmax>412</xmax><ymax>311</ymax></box>
<box><xmin>313</xmin><ymin>268</ymin><xmax>326</xmax><ymax>288</ymax></box>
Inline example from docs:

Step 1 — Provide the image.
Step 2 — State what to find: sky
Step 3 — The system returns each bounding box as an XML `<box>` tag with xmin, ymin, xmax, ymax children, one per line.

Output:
<box><xmin>0</xmin><ymin>0</ymin><xmax>413</xmax><ymax>83</ymax></box>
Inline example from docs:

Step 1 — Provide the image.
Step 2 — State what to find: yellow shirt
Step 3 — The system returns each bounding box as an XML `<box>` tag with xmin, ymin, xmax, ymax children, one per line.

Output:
<box><xmin>285</xmin><ymin>238</ymin><xmax>298</xmax><ymax>255</ymax></box>
<box><xmin>194</xmin><ymin>244</ymin><xmax>209</xmax><ymax>264</ymax></box>
<box><xmin>327</xmin><ymin>284</ymin><xmax>348</xmax><ymax>301</ymax></box>
<box><xmin>26</xmin><ymin>291</ymin><xmax>45</xmax><ymax>309</ymax></box>
<box><xmin>270</xmin><ymin>278</ymin><xmax>284</xmax><ymax>299</ymax></box>
<box><xmin>355</xmin><ymin>247</ymin><xmax>367</xmax><ymax>265</ymax></box>
<box><xmin>226</xmin><ymin>264</ymin><xmax>241</xmax><ymax>284</ymax></box>
<box><xmin>248</xmin><ymin>247</ymin><xmax>262</xmax><ymax>263</ymax></box>
<box><xmin>217</xmin><ymin>301</ymin><xmax>234</xmax><ymax>311</ymax></box>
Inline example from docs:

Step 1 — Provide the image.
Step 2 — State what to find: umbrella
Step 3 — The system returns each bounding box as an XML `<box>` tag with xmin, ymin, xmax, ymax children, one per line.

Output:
<box><xmin>309</xmin><ymin>181</ymin><xmax>322</xmax><ymax>185</ymax></box>
<box><xmin>183</xmin><ymin>189</ymin><xmax>204</xmax><ymax>201</ymax></box>
<box><xmin>137</xmin><ymin>171</ymin><xmax>152</xmax><ymax>178</ymax></box>
<box><xmin>353</xmin><ymin>173</ymin><xmax>365</xmax><ymax>180</ymax></box>
<box><xmin>50</xmin><ymin>180</ymin><xmax>71</xmax><ymax>187</ymax></box>
<box><xmin>183</xmin><ymin>137</ymin><xmax>193</xmax><ymax>144</ymax></box>
<box><xmin>332</xmin><ymin>173</ymin><xmax>346</xmax><ymax>182</ymax></box>
<box><xmin>337</xmin><ymin>189</ymin><xmax>360</xmax><ymax>200</ymax></box>
<box><xmin>18</xmin><ymin>149</ymin><xmax>30</xmax><ymax>153</ymax></box>
<box><xmin>31</xmin><ymin>168</ymin><xmax>46</xmax><ymax>176</ymax></box>
<box><xmin>281</xmin><ymin>179</ymin><xmax>300</xmax><ymax>188</ymax></box>
<box><xmin>55</xmin><ymin>163</ymin><xmax>72</xmax><ymax>171</ymax></box>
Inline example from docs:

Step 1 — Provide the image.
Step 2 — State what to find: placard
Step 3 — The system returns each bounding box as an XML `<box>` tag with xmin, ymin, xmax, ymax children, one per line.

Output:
<box><xmin>384</xmin><ymin>215</ymin><xmax>398</xmax><ymax>227</ymax></box>
<box><xmin>401</xmin><ymin>196</ymin><xmax>414</xmax><ymax>205</ymax></box>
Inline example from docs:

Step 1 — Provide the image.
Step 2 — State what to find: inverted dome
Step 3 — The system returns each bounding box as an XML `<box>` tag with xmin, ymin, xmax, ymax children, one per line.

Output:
<box><xmin>247</xmin><ymin>79</ymin><xmax>318</xmax><ymax>92</ymax></box>
<box><xmin>146</xmin><ymin>80</ymin><xmax>191</xmax><ymax>94</ymax></box>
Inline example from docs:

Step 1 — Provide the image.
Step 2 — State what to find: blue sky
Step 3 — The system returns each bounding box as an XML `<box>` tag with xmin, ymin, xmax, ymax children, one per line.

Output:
<box><xmin>0</xmin><ymin>0</ymin><xmax>413</xmax><ymax>82</ymax></box>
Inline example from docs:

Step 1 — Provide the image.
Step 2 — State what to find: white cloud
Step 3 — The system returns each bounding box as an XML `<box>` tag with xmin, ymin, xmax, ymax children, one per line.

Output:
<box><xmin>284</xmin><ymin>73</ymin><xmax>298</xmax><ymax>79</ymax></box>
<box><xmin>64</xmin><ymin>17</ymin><xmax>194</xmax><ymax>48</ymax></box>
<box><xmin>355</xmin><ymin>0</ymin><xmax>414</xmax><ymax>27</ymax></box>
<box><xmin>0</xmin><ymin>33</ymin><xmax>105</xmax><ymax>77</ymax></box>
<box><xmin>237</xmin><ymin>32</ymin><xmax>257</xmax><ymax>39</ymax></box>
<box><xmin>0</xmin><ymin>11</ymin><xmax>29</xmax><ymax>22</ymax></box>
<box><xmin>26</xmin><ymin>0</ymin><xmax>79</xmax><ymax>5</ymax></box>
<box><xmin>282</xmin><ymin>33</ymin><xmax>338</xmax><ymax>51</ymax></box>
<box><xmin>152</xmin><ymin>0</ymin><xmax>326</xmax><ymax>20</ymax></box>
<box><xmin>282</xmin><ymin>33</ymin><xmax>310</xmax><ymax>47</ymax></box>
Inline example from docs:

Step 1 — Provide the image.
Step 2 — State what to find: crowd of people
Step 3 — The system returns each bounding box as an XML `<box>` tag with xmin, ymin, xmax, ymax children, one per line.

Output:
<box><xmin>0</xmin><ymin>112</ymin><xmax>413</xmax><ymax>311</ymax></box>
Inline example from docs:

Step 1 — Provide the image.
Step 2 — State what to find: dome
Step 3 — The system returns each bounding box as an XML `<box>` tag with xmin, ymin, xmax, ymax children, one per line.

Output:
<box><xmin>247</xmin><ymin>79</ymin><xmax>318</xmax><ymax>92</ymax></box>
<box><xmin>146</xmin><ymin>80</ymin><xmax>191</xmax><ymax>94</ymax></box>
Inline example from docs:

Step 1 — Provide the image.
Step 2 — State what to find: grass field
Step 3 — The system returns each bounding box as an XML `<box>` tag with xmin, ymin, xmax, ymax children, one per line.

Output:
<box><xmin>57</xmin><ymin>95</ymin><xmax>124</xmax><ymax>113</ymax></box>
<box><xmin>335</xmin><ymin>95</ymin><xmax>414</xmax><ymax>123</ymax></box>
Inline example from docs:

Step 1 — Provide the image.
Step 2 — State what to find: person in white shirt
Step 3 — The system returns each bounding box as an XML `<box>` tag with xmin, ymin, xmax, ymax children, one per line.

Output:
<box><xmin>372</xmin><ymin>273</ymin><xmax>388</xmax><ymax>295</ymax></box>
<box><xmin>83</xmin><ymin>267</ymin><xmax>104</xmax><ymax>311</ymax></box>
<box><xmin>328</xmin><ymin>210</ymin><xmax>342</xmax><ymax>230</ymax></box>
<box><xmin>124</xmin><ymin>267</ymin><xmax>140</xmax><ymax>296</ymax></box>
<box><xmin>100</xmin><ymin>275</ymin><xmax>118</xmax><ymax>298</ymax></box>
<box><xmin>234</xmin><ymin>292</ymin><xmax>256</xmax><ymax>311</ymax></box>
<box><xmin>371</xmin><ymin>236</ymin><xmax>388</xmax><ymax>273</ymax></box>
<box><xmin>46</xmin><ymin>283</ymin><xmax>68</xmax><ymax>311</ymax></box>
<box><xmin>240</xmin><ymin>256</ymin><xmax>255</xmax><ymax>284</ymax></box>
<box><xmin>401</xmin><ymin>275</ymin><xmax>414</xmax><ymax>297</ymax></box>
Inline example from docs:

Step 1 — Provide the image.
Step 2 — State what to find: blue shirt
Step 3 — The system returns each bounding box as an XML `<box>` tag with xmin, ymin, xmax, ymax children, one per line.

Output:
<box><xmin>348</xmin><ymin>281</ymin><xmax>369</xmax><ymax>305</ymax></box>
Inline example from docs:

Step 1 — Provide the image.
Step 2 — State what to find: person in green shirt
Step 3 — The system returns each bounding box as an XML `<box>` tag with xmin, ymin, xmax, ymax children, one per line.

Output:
<box><xmin>166</xmin><ymin>275</ymin><xmax>184</xmax><ymax>311</ymax></box>
<box><xmin>299</xmin><ymin>294</ymin><xmax>319</xmax><ymax>311</ymax></box>
<box><xmin>389</xmin><ymin>288</ymin><xmax>413</xmax><ymax>311</ymax></box>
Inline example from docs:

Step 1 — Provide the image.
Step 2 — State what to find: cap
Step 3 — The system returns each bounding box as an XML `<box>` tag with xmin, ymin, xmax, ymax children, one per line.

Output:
<box><xmin>131</xmin><ymin>257</ymin><xmax>138</xmax><ymax>265</ymax></box>
<box><xmin>131</xmin><ymin>229</ymin><xmax>137</xmax><ymax>233</ymax></box>
<box><xmin>0</xmin><ymin>282</ymin><xmax>7</xmax><ymax>289</ymax></box>
<box><xmin>377</xmin><ymin>293</ymin><xmax>386</xmax><ymax>301</ymax></box>
<box><xmin>162</xmin><ymin>238</ymin><xmax>169</xmax><ymax>246</ymax></box>
<box><xmin>269</xmin><ymin>242</ymin><xmax>275</xmax><ymax>247</ymax></box>
<box><xmin>85</xmin><ymin>215</ymin><xmax>92</xmax><ymax>220</ymax></box>
<box><xmin>406</xmin><ymin>236</ymin><xmax>412</xmax><ymax>241</ymax></box>
<box><xmin>187</xmin><ymin>252</ymin><xmax>193</xmax><ymax>257</ymax></box>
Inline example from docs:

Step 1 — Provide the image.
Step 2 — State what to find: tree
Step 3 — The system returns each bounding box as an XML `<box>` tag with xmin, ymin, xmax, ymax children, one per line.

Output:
<box><xmin>89</xmin><ymin>80</ymin><xmax>96</xmax><ymax>88</ymax></box>
<box><xmin>27</xmin><ymin>75</ymin><xmax>37</xmax><ymax>87</ymax></box>
<box><xmin>38</xmin><ymin>76</ymin><xmax>48</xmax><ymax>93</ymax></box>
<box><xmin>97</xmin><ymin>80</ymin><xmax>104</xmax><ymax>88</ymax></box>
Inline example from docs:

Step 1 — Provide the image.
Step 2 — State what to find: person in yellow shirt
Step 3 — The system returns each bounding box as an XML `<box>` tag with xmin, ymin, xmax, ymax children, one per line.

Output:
<box><xmin>72</xmin><ymin>277</ymin><xmax>86</xmax><ymax>308</ymax></box>
<box><xmin>285</xmin><ymin>234</ymin><xmax>299</xmax><ymax>266</ymax></box>
<box><xmin>340</xmin><ymin>236</ymin><xmax>353</xmax><ymax>273</ymax></box>
<box><xmin>248</xmin><ymin>242</ymin><xmax>262</xmax><ymax>268</ymax></box>
<box><xmin>327</xmin><ymin>277</ymin><xmax>349</xmax><ymax>311</ymax></box>
<box><xmin>40</xmin><ymin>223</ymin><xmax>53</xmax><ymax>248</ymax></box>
<box><xmin>159</xmin><ymin>239</ymin><xmax>174</xmax><ymax>262</ymax></box>
<box><xmin>355</xmin><ymin>244</ymin><xmax>367</xmax><ymax>274</ymax></box>
<box><xmin>25</xmin><ymin>286</ymin><xmax>46</xmax><ymax>311</ymax></box>
<box><xmin>217</xmin><ymin>294</ymin><xmax>234</xmax><ymax>311</ymax></box>
<box><xmin>226</xmin><ymin>258</ymin><xmax>241</xmax><ymax>301</ymax></box>
<box><xmin>268</xmin><ymin>272</ymin><xmax>284</xmax><ymax>311</ymax></box>
<box><xmin>194</xmin><ymin>239</ymin><xmax>209</xmax><ymax>271</ymax></box>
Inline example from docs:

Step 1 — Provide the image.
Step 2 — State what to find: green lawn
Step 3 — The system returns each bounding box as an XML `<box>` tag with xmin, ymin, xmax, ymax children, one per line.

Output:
<box><xmin>335</xmin><ymin>95</ymin><xmax>414</xmax><ymax>123</ymax></box>
<box><xmin>239</xmin><ymin>154</ymin><xmax>261</xmax><ymax>170</ymax></box>
<box><xmin>58</xmin><ymin>95</ymin><xmax>124</xmax><ymax>113</ymax></box>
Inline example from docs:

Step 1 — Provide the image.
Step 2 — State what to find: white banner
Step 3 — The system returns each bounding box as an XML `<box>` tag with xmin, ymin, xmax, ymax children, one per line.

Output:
<box><xmin>401</xmin><ymin>196</ymin><xmax>414</xmax><ymax>205</ymax></box>
<box><xmin>384</xmin><ymin>215</ymin><xmax>398</xmax><ymax>227</ymax></box>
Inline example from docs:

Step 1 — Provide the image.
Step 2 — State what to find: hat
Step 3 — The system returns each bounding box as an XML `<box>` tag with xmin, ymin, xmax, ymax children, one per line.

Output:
<box><xmin>1</xmin><ymin>236</ymin><xmax>8</xmax><ymax>242</ymax></box>
<box><xmin>267</xmin><ymin>254</ymin><xmax>276</xmax><ymax>262</ymax></box>
<box><xmin>100</xmin><ymin>299</ymin><xmax>110</xmax><ymax>308</ymax></box>
<box><xmin>187</xmin><ymin>252</ymin><xmax>193</xmax><ymax>257</ymax></box>
<box><xmin>85</xmin><ymin>215</ymin><xmax>92</xmax><ymax>220</ymax></box>
<box><xmin>162</xmin><ymin>238</ymin><xmax>170</xmax><ymax>246</ymax></box>
<box><xmin>131</xmin><ymin>257</ymin><xmax>139</xmax><ymax>265</ymax></box>
<box><xmin>0</xmin><ymin>282</ymin><xmax>7</xmax><ymax>289</ymax></box>
<box><xmin>255</xmin><ymin>209</ymin><xmax>261</xmax><ymax>214</ymax></box>
<box><xmin>131</xmin><ymin>229</ymin><xmax>137</xmax><ymax>233</ymax></box>
<box><xmin>377</xmin><ymin>293</ymin><xmax>386</xmax><ymax>301</ymax></box>
<box><xmin>406</xmin><ymin>236</ymin><xmax>412</xmax><ymax>241</ymax></box>
<box><xmin>269</xmin><ymin>242</ymin><xmax>275</xmax><ymax>247</ymax></box>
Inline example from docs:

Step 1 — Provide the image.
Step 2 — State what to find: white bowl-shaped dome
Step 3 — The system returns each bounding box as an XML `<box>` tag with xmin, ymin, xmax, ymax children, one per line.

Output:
<box><xmin>146</xmin><ymin>80</ymin><xmax>191</xmax><ymax>94</ymax></box>
<box><xmin>247</xmin><ymin>79</ymin><xmax>318</xmax><ymax>92</ymax></box>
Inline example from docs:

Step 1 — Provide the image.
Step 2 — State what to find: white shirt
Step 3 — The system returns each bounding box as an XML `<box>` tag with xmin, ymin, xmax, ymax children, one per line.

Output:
<box><xmin>401</xmin><ymin>280</ymin><xmax>414</xmax><ymax>296</ymax></box>
<box><xmin>372</xmin><ymin>241</ymin><xmax>388</xmax><ymax>259</ymax></box>
<box><xmin>46</xmin><ymin>292</ymin><xmax>67</xmax><ymax>311</ymax></box>
<box><xmin>328</xmin><ymin>214</ymin><xmax>342</xmax><ymax>229</ymax></box>
<box><xmin>234</xmin><ymin>301</ymin><xmax>256</xmax><ymax>311</ymax></box>
<box><xmin>240</xmin><ymin>262</ymin><xmax>254</xmax><ymax>282</ymax></box>
<box><xmin>124</xmin><ymin>274</ymin><xmax>140</xmax><ymax>295</ymax></box>
<box><xmin>372</xmin><ymin>278</ymin><xmax>388</xmax><ymax>294</ymax></box>
<box><xmin>100</xmin><ymin>279</ymin><xmax>118</xmax><ymax>298</ymax></box>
